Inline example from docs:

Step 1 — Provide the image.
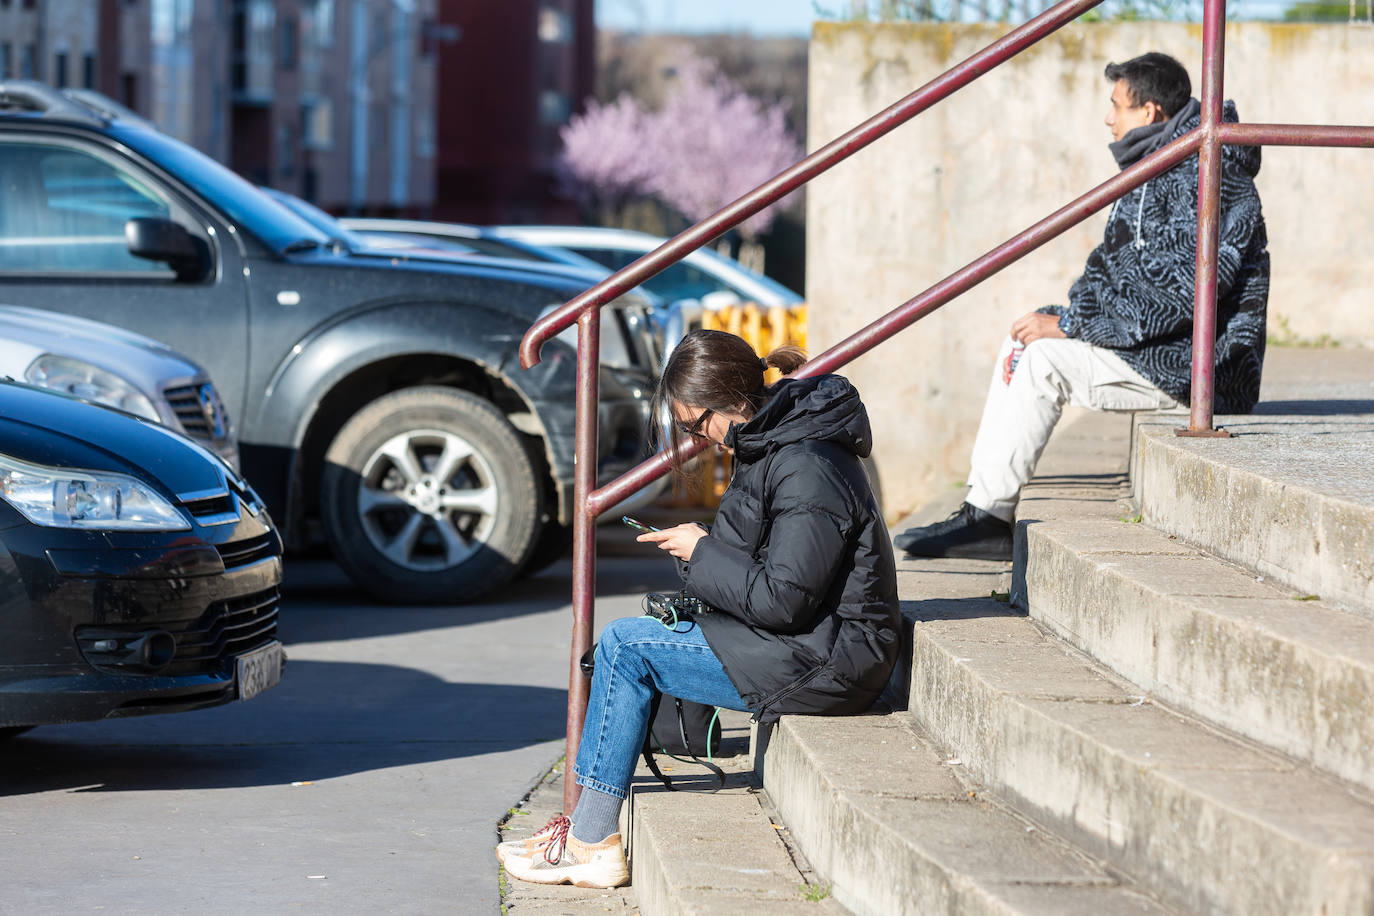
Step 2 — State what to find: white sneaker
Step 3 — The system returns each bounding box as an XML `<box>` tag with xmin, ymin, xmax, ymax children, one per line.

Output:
<box><xmin>495</xmin><ymin>814</ymin><xmax>568</xmax><ymax>864</ymax></box>
<box><xmin>503</xmin><ymin>830</ymin><xmax>630</xmax><ymax>889</ymax></box>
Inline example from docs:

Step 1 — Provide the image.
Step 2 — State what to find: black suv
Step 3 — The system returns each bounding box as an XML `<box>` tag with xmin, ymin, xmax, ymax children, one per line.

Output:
<box><xmin>0</xmin><ymin>83</ymin><xmax>658</xmax><ymax>603</ymax></box>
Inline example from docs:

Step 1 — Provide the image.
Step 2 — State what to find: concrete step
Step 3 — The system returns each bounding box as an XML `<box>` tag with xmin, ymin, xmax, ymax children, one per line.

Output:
<box><xmin>758</xmin><ymin>710</ymin><xmax>1173</xmax><ymax>916</ymax></box>
<box><xmin>1132</xmin><ymin>348</ymin><xmax>1374</xmax><ymax>615</ymax></box>
<box><xmin>1024</xmin><ymin>516</ymin><xmax>1374</xmax><ymax>794</ymax></box>
<box><xmin>907</xmin><ymin>598</ymin><xmax>1374</xmax><ymax>916</ymax></box>
<box><xmin>621</xmin><ymin>710</ymin><xmax>851</xmax><ymax>915</ymax></box>
<box><xmin>1134</xmin><ymin>418</ymin><xmax>1374</xmax><ymax>615</ymax></box>
<box><xmin>628</xmin><ymin>779</ymin><xmax>849</xmax><ymax>915</ymax></box>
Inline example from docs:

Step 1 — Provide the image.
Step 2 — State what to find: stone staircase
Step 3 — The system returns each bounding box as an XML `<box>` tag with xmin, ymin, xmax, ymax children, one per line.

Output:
<box><xmin>621</xmin><ymin>348</ymin><xmax>1374</xmax><ymax>915</ymax></box>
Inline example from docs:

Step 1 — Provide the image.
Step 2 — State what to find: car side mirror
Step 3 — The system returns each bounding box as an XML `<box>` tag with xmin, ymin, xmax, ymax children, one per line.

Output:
<box><xmin>125</xmin><ymin>217</ymin><xmax>209</xmax><ymax>282</ymax></box>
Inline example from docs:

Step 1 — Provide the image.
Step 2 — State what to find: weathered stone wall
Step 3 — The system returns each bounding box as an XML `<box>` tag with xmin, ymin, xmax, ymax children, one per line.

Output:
<box><xmin>807</xmin><ymin>22</ymin><xmax>1373</xmax><ymax>521</ymax></box>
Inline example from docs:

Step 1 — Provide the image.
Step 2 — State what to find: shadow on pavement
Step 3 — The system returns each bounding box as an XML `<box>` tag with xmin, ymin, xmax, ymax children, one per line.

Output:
<box><xmin>0</xmin><ymin>659</ymin><xmax>567</xmax><ymax>796</ymax></box>
<box><xmin>280</xmin><ymin>550</ymin><xmax>682</xmax><ymax>646</ymax></box>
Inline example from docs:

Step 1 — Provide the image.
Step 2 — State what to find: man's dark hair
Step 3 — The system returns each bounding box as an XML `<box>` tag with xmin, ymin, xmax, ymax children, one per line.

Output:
<box><xmin>1104</xmin><ymin>52</ymin><xmax>1191</xmax><ymax>117</ymax></box>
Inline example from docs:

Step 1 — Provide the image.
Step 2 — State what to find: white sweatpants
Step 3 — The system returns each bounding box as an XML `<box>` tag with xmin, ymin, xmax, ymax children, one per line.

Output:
<box><xmin>965</xmin><ymin>336</ymin><xmax>1179</xmax><ymax>522</ymax></box>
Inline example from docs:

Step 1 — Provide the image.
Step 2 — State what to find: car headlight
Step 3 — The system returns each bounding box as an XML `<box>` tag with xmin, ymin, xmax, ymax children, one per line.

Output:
<box><xmin>24</xmin><ymin>355</ymin><xmax>161</xmax><ymax>422</ymax></box>
<box><xmin>0</xmin><ymin>453</ymin><xmax>189</xmax><ymax>531</ymax></box>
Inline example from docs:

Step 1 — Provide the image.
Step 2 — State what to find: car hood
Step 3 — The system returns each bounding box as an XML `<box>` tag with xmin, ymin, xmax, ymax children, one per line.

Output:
<box><xmin>0</xmin><ymin>381</ymin><xmax>232</xmax><ymax>498</ymax></box>
<box><xmin>285</xmin><ymin>247</ymin><xmax>659</xmax><ymax>324</ymax></box>
<box><xmin>0</xmin><ymin>304</ymin><xmax>209</xmax><ymax>389</ymax></box>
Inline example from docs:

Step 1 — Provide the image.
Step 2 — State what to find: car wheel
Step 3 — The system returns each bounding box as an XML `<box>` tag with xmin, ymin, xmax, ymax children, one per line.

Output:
<box><xmin>320</xmin><ymin>387</ymin><xmax>543</xmax><ymax>604</ymax></box>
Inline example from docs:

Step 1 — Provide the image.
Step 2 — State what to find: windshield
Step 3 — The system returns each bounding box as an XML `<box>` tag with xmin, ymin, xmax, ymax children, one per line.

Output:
<box><xmin>110</xmin><ymin>124</ymin><xmax>329</xmax><ymax>254</ymax></box>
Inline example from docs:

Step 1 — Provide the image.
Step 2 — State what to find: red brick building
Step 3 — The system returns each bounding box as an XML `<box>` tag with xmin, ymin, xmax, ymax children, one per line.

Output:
<box><xmin>432</xmin><ymin>0</ymin><xmax>594</xmax><ymax>223</ymax></box>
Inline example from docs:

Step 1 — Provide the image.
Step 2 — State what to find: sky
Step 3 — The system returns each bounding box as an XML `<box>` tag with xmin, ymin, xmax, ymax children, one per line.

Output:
<box><xmin>596</xmin><ymin>0</ymin><xmax>824</xmax><ymax>36</ymax></box>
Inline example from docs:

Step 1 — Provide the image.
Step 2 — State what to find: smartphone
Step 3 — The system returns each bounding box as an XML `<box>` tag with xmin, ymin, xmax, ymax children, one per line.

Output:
<box><xmin>621</xmin><ymin>515</ymin><xmax>660</xmax><ymax>533</ymax></box>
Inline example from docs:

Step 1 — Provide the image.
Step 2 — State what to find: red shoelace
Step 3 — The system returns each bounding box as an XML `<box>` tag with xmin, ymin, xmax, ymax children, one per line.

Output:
<box><xmin>534</xmin><ymin>815</ymin><xmax>571</xmax><ymax>864</ymax></box>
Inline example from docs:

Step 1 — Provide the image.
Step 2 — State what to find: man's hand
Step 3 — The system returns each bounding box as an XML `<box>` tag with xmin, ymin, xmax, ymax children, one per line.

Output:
<box><xmin>638</xmin><ymin>523</ymin><xmax>708</xmax><ymax>561</ymax></box>
<box><xmin>1009</xmin><ymin>310</ymin><xmax>1068</xmax><ymax>346</ymax></box>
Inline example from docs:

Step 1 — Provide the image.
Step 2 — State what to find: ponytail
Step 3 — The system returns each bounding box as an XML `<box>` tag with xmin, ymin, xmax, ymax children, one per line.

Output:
<box><xmin>762</xmin><ymin>345</ymin><xmax>806</xmax><ymax>377</ymax></box>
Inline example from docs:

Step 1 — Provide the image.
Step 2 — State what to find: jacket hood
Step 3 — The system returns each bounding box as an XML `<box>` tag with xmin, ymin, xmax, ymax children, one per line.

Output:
<box><xmin>727</xmin><ymin>374</ymin><xmax>872</xmax><ymax>462</ymax></box>
<box><xmin>1111</xmin><ymin>99</ymin><xmax>1261</xmax><ymax>178</ymax></box>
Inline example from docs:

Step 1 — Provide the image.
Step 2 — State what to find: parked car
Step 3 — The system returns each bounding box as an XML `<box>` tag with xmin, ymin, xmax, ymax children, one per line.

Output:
<box><xmin>340</xmin><ymin>220</ymin><xmax>804</xmax><ymax>308</ymax></box>
<box><xmin>261</xmin><ymin>188</ymin><xmax>670</xmax><ymax>516</ymax></box>
<box><xmin>0</xmin><ymin>379</ymin><xmax>283</xmax><ymax>736</ymax></box>
<box><xmin>0</xmin><ymin>304</ymin><xmax>239</xmax><ymax>470</ymax></box>
<box><xmin>0</xmin><ymin>81</ymin><xmax>659</xmax><ymax>603</ymax></box>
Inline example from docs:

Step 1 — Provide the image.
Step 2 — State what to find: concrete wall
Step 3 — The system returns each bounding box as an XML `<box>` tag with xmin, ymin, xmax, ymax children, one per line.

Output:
<box><xmin>806</xmin><ymin>22</ymin><xmax>1374</xmax><ymax>521</ymax></box>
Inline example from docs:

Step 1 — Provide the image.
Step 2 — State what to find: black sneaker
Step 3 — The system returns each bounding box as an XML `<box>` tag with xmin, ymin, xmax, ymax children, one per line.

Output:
<box><xmin>894</xmin><ymin>502</ymin><xmax>1012</xmax><ymax>561</ymax></box>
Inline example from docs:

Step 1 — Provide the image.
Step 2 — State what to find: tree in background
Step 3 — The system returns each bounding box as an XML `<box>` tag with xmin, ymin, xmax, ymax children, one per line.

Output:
<box><xmin>559</xmin><ymin>52</ymin><xmax>803</xmax><ymax>273</ymax></box>
<box><xmin>558</xmin><ymin>94</ymin><xmax>660</xmax><ymax>225</ymax></box>
<box><xmin>648</xmin><ymin>56</ymin><xmax>802</xmax><ymax>250</ymax></box>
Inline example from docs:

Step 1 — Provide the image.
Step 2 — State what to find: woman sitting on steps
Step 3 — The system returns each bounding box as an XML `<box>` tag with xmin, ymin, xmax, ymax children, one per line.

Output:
<box><xmin>498</xmin><ymin>328</ymin><xmax>901</xmax><ymax>889</ymax></box>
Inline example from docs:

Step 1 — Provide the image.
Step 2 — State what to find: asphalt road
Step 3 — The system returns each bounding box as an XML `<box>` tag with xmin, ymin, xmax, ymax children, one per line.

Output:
<box><xmin>0</xmin><ymin>523</ymin><xmax>685</xmax><ymax>915</ymax></box>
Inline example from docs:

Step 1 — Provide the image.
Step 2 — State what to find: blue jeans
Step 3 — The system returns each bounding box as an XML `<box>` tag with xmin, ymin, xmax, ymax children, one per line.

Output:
<box><xmin>574</xmin><ymin>615</ymin><xmax>748</xmax><ymax>800</ymax></box>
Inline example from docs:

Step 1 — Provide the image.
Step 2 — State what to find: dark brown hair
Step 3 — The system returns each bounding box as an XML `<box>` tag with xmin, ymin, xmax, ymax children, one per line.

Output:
<box><xmin>1104</xmin><ymin>52</ymin><xmax>1191</xmax><ymax>118</ymax></box>
<box><xmin>649</xmin><ymin>329</ymin><xmax>807</xmax><ymax>474</ymax></box>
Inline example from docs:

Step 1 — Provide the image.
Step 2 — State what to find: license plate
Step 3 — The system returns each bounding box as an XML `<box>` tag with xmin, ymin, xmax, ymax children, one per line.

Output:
<box><xmin>236</xmin><ymin>641</ymin><xmax>284</xmax><ymax>701</ymax></box>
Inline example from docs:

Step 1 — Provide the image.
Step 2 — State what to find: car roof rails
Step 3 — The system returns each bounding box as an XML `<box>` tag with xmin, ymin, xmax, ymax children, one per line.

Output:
<box><xmin>0</xmin><ymin>80</ymin><xmax>105</xmax><ymax>126</ymax></box>
<box><xmin>0</xmin><ymin>80</ymin><xmax>149</xmax><ymax>129</ymax></box>
<box><xmin>62</xmin><ymin>87</ymin><xmax>155</xmax><ymax>129</ymax></box>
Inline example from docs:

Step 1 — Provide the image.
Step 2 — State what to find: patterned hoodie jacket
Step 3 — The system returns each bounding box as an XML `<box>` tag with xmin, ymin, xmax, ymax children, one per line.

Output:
<box><xmin>1053</xmin><ymin>99</ymin><xmax>1270</xmax><ymax>414</ymax></box>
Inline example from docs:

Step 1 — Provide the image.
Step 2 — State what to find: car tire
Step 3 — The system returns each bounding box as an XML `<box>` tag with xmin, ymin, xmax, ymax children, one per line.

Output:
<box><xmin>321</xmin><ymin>387</ymin><xmax>543</xmax><ymax>604</ymax></box>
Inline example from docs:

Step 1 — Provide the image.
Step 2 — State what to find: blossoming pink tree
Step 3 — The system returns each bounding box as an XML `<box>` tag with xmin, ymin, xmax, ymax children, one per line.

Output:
<box><xmin>645</xmin><ymin>56</ymin><xmax>802</xmax><ymax>244</ymax></box>
<box><xmin>558</xmin><ymin>93</ymin><xmax>662</xmax><ymax>223</ymax></box>
<box><xmin>559</xmin><ymin>53</ymin><xmax>803</xmax><ymax>267</ymax></box>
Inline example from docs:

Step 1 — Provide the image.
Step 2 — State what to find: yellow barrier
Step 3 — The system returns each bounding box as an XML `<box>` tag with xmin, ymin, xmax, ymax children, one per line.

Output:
<box><xmin>665</xmin><ymin>303</ymin><xmax>807</xmax><ymax>508</ymax></box>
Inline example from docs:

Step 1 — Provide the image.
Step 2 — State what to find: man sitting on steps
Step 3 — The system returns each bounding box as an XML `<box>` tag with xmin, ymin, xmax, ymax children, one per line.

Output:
<box><xmin>895</xmin><ymin>51</ymin><xmax>1270</xmax><ymax>562</ymax></box>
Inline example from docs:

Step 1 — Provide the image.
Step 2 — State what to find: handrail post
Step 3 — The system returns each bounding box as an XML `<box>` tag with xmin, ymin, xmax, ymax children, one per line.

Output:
<box><xmin>1180</xmin><ymin>0</ymin><xmax>1232</xmax><ymax>438</ymax></box>
<box><xmin>564</xmin><ymin>308</ymin><xmax>600</xmax><ymax>814</ymax></box>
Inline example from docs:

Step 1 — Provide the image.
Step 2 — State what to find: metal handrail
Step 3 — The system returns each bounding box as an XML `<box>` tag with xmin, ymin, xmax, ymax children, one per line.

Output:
<box><xmin>520</xmin><ymin>0</ymin><xmax>1107</xmax><ymax>371</ymax></box>
<box><xmin>521</xmin><ymin>0</ymin><xmax>1374</xmax><ymax>813</ymax></box>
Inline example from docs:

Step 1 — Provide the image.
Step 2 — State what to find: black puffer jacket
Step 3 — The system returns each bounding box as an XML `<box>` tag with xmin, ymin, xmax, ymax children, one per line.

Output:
<box><xmin>683</xmin><ymin>374</ymin><xmax>900</xmax><ymax>723</ymax></box>
<box><xmin>1057</xmin><ymin>99</ymin><xmax>1270</xmax><ymax>414</ymax></box>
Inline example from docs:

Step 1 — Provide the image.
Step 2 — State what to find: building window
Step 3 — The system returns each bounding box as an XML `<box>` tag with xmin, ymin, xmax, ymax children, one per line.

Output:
<box><xmin>232</xmin><ymin>0</ymin><xmax>276</xmax><ymax>103</ymax></box>
<box><xmin>152</xmin><ymin>0</ymin><xmax>196</xmax><ymax>141</ymax></box>
<box><xmin>277</xmin><ymin>122</ymin><xmax>296</xmax><ymax>178</ymax></box>
<box><xmin>279</xmin><ymin>15</ymin><xmax>297</xmax><ymax>70</ymax></box>
<box><xmin>414</xmin><ymin>108</ymin><xmax>434</xmax><ymax>159</ymax></box>
<box><xmin>539</xmin><ymin>90</ymin><xmax>570</xmax><ymax>126</ymax></box>
<box><xmin>538</xmin><ymin>8</ymin><xmax>571</xmax><ymax>43</ymax></box>
<box><xmin>0</xmin><ymin>45</ymin><xmax>11</xmax><ymax>80</ymax></box>
<box><xmin>54</xmin><ymin>52</ymin><xmax>69</xmax><ymax>88</ymax></box>
<box><xmin>21</xmin><ymin>44</ymin><xmax>37</xmax><ymax>80</ymax></box>
<box><xmin>83</xmin><ymin>53</ymin><xmax>96</xmax><ymax>88</ymax></box>
<box><xmin>122</xmin><ymin>72</ymin><xmax>138</xmax><ymax>108</ymax></box>
<box><xmin>302</xmin><ymin>98</ymin><xmax>333</xmax><ymax>150</ymax></box>
<box><xmin>313</xmin><ymin>0</ymin><xmax>335</xmax><ymax>48</ymax></box>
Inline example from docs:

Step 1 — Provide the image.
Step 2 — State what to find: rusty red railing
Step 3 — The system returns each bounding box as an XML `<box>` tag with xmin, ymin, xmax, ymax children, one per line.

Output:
<box><xmin>519</xmin><ymin>0</ymin><xmax>1374</xmax><ymax>812</ymax></box>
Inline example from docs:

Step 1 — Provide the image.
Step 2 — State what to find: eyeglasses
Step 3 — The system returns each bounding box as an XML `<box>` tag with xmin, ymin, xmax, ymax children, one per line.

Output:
<box><xmin>676</xmin><ymin>408</ymin><xmax>712</xmax><ymax>440</ymax></box>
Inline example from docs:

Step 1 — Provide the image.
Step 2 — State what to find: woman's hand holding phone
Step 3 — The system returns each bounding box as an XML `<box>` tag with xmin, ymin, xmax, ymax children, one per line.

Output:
<box><xmin>637</xmin><ymin>523</ymin><xmax>707</xmax><ymax>561</ymax></box>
